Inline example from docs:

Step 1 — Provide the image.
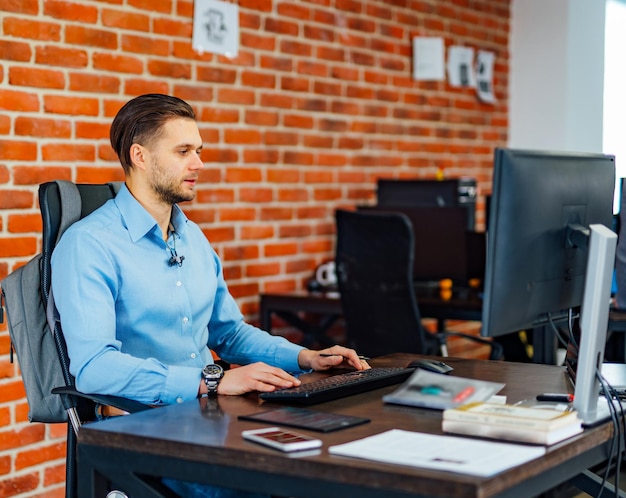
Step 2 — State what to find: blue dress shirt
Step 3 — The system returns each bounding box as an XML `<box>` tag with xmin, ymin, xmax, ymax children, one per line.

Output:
<box><xmin>51</xmin><ymin>184</ymin><xmax>305</xmax><ymax>405</ymax></box>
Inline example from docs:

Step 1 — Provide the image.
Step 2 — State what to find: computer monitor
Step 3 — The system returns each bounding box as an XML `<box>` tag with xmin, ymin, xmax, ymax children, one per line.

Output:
<box><xmin>377</xmin><ymin>179</ymin><xmax>459</xmax><ymax>207</ymax></box>
<box><xmin>481</xmin><ymin>148</ymin><xmax>617</xmax><ymax>425</ymax></box>
<box><xmin>376</xmin><ymin>178</ymin><xmax>477</xmax><ymax>230</ymax></box>
<box><xmin>358</xmin><ymin>205</ymin><xmax>477</xmax><ymax>283</ymax></box>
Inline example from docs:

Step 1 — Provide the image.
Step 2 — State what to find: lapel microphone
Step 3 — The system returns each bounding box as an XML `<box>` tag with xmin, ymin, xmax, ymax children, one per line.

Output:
<box><xmin>168</xmin><ymin>253</ymin><xmax>185</xmax><ymax>267</ymax></box>
<box><xmin>167</xmin><ymin>223</ymin><xmax>185</xmax><ymax>267</ymax></box>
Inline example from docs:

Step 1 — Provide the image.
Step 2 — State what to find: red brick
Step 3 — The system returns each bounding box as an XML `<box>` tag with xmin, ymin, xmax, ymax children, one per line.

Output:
<box><xmin>9</xmin><ymin>67</ymin><xmax>65</xmax><ymax>89</ymax></box>
<box><xmin>0</xmin><ymin>90</ymin><xmax>39</xmax><ymax>112</ymax></box>
<box><xmin>43</xmin><ymin>95</ymin><xmax>99</xmax><ymax>116</ymax></box>
<box><xmin>0</xmin><ymin>141</ymin><xmax>37</xmax><ymax>161</ymax></box>
<box><xmin>122</xmin><ymin>34</ymin><xmax>169</xmax><ymax>56</ymax></box>
<box><xmin>0</xmin><ymin>455</ymin><xmax>10</xmax><ymax>475</ymax></box>
<box><xmin>154</xmin><ymin>17</ymin><xmax>192</xmax><ymax>37</ymax></box>
<box><xmin>102</xmin><ymin>8</ymin><xmax>150</xmax><ymax>31</ymax></box>
<box><xmin>75</xmin><ymin>121</ymin><xmax>111</xmax><ymax>139</ymax></box>
<box><xmin>0</xmin><ymin>237</ymin><xmax>37</xmax><ymax>257</ymax></box>
<box><xmin>0</xmin><ymin>472</ymin><xmax>40</xmax><ymax>496</ymax></box>
<box><xmin>76</xmin><ymin>167</ymin><xmax>124</xmax><ymax>184</ymax></box>
<box><xmin>44</xmin><ymin>1</ymin><xmax>98</xmax><ymax>22</ymax></box>
<box><xmin>225</xmin><ymin>167</ymin><xmax>262</xmax><ymax>183</ymax></box>
<box><xmin>240</xmin><ymin>224</ymin><xmax>274</xmax><ymax>240</ymax></box>
<box><xmin>42</xmin><ymin>143</ymin><xmax>95</xmax><ymax>162</ymax></box>
<box><xmin>43</xmin><ymin>462</ymin><xmax>67</xmax><ymax>486</ymax></box>
<box><xmin>129</xmin><ymin>0</ymin><xmax>172</xmax><ymax>13</ymax></box>
<box><xmin>35</xmin><ymin>45</ymin><xmax>88</xmax><ymax>68</ymax></box>
<box><xmin>0</xmin><ymin>40</ymin><xmax>32</xmax><ymax>61</ymax></box>
<box><xmin>4</xmin><ymin>18</ymin><xmax>61</xmax><ymax>41</ymax></box>
<box><xmin>0</xmin><ymin>0</ymin><xmax>38</xmax><ymax>14</ymax></box>
<box><xmin>14</xmin><ymin>165</ymin><xmax>72</xmax><ymax>185</ymax></box>
<box><xmin>124</xmin><ymin>78</ymin><xmax>169</xmax><ymax>96</ymax></box>
<box><xmin>69</xmin><ymin>73</ymin><xmax>120</xmax><ymax>93</ymax></box>
<box><xmin>223</xmin><ymin>244</ymin><xmax>259</xmax><ymax>262</ymax></box>
<box><xmin>92</xmin><ymin>52</ymin><xmax>143</xmax><ymax>74</ymax></box>
<box><xmin>65</xmin><ymin>25</ymin><xmax>118</xmax><ymax>49</ymax></box>
<box><xmin>219</xmin><ymin>207</ymin><xmax>256</xmax><ymax>222</ymax></box>
<box><xmin>148</xmin><ymin>60</ymin><xmax>191</xmax><ymax>79</ymax></box>
<box><xmin>0</xmin><ymin>424</ymin><xmax>47</xmax><ymax>453</ymax></box>
<box><xmin>14</xmin><ymin>117</ymin><xmax>71</xmax><ymax>138</ymax></box>
<box><xmin>7</xmin><ymin>214</ymin><xmax>42</xmax><ymax>233</ymax></box>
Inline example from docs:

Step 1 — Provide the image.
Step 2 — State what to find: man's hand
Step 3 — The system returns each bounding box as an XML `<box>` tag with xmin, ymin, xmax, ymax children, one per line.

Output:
<box><xmin>298</xmin><ymin>346</ymin><xmax>371</xmax><ymax>372</ymax></box>
<box><xmin>216</xmin><ymin>362</ymin><xmax>301</xmax><ymax>395</ymax></box>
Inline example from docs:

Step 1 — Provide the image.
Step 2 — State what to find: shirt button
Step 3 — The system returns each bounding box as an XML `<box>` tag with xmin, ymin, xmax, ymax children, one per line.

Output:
<box><xmin>176</xmin><ymin>397</ymin><xmax>183</xmax><ymax>404</ymax></box>
<box><xmin>182</xmin><ymin>316</ymin><xmax>189</xmax><ymax>324</ymax></box>
<box><xmin>190</xmin><ymin>353</ymin><xmax>197</xmax><ymax>359</ymax></box>
<box><xmin>176</xmin><ymin>281</ymin><xmax>182</xmax><ymax>287</ymax></box>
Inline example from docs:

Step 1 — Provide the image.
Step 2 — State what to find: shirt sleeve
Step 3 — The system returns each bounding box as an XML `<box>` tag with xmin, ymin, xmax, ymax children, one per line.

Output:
<box><xmin>203</xmin><ymin>247</ymin><xmax>306</xmax><ymax>372</ymax></box>
<box><xmin>52</xmin><ymin>227</ymin><xmax>199</xmax><ymax>405</ymax></box>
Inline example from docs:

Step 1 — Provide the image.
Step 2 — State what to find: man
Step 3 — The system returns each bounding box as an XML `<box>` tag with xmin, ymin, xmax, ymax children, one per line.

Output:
<box><xmin>51</xmin><ymin>94</ymin><xmax>367</xmax><ymax>497</ymax></box>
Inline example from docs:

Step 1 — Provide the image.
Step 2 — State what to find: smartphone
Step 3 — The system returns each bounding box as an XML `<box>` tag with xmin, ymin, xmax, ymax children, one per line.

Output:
<box><xmin>241</xmin><ymin>427</ymin><xmax>322</xmax><ymax>452</ymax></box>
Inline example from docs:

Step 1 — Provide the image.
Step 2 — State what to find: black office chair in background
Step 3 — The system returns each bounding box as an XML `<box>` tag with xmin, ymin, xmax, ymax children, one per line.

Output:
<box><xmin>335</xmin><ymin>209</ymin><xmax>502</xmax><ymax>360</ymax></box>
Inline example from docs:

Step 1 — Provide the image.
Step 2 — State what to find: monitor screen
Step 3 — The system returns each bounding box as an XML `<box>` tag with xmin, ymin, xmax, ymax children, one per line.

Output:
<box><xmin>377</xmin><ymin>179</ymin><xmax>460</xmax><ymax>208</ymax></box>
<box><xmin>358</xmin><ymin>205</ymin><xmax>478</xmax><ymax>283</ymax></box>
<box><xmin>481</xmin><ymin>148</ymin><xmax>616</xmax><ymax>338</ymax></box>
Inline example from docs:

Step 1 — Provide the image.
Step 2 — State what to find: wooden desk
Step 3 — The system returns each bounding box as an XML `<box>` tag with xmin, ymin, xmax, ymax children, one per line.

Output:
<box><xmin>78</xmin><ymin>355</ymin><xmax>618</xmax><ymax>498</ymax></box>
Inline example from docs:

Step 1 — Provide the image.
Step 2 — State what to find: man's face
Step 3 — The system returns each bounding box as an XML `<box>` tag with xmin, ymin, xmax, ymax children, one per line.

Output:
<box><xmin>145</xmin><ymin>117</ymin><xmax>204</xmax><ymax>205</ymax></box>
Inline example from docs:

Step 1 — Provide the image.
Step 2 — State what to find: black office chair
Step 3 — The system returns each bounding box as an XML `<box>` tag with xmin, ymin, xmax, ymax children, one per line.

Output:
<box><xmin>335</xmin><ymin>209</ymin><xmax>502</xmax><ymax>360</ymax></box>
<box><xmin>38</xmin><ymin>181</ymin><xmax>161</xmax><ymax>498</ymax></box>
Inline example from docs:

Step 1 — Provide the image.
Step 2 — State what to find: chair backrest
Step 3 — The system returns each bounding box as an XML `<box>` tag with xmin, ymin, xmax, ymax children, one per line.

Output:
<box><xmin>40</xmin><ymin>181</ymin><xmax>121</xmax><ymax>400</ymax></box>
<box><xmin>334</xmin><ymin>209</ymin><xmax>438</xmax><ymax>358</ymax></box>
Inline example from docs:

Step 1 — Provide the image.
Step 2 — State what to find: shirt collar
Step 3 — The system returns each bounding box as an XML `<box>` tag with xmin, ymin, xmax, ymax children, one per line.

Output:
<box><xmin>115</xmin><ymin>184</ymin><xmax>189</xmax><ymax>243</ymax></box>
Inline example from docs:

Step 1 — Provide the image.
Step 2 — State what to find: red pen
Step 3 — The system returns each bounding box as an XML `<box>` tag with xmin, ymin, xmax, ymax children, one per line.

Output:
<box><xmin>453</xmin><ymin>386</ymin><xmax>475</xmax><ymax>403</ymax></box>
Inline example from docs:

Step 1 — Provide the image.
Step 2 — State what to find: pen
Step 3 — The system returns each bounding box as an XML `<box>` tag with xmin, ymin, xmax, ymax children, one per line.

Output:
<box><xmin>453</xmin><ymin>386</ymin><xmax>475</xmax><ymax>403</ymax></box>
<box><xmin>319</xmin><ymin>353</ymin><xmax>371</xmax><ymax>361</ymax></box>
<box><xmin>536</xmin><ymin>393</ymin><xmax>574</xmax><ymax>403</ymax></box>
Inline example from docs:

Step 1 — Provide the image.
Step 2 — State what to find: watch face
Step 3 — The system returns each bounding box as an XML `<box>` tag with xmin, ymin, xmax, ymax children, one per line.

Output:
<box><xmin>203</xmin><ymin>364</ymin><xmax>223</xmax><ymax>377</ymax></box>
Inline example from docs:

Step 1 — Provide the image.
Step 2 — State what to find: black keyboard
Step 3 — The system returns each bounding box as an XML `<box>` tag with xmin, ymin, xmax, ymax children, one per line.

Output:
<box><xmin>259</xmin><ymin>367</ymin><xmax>415</xmax><ymax>405</ymax></box>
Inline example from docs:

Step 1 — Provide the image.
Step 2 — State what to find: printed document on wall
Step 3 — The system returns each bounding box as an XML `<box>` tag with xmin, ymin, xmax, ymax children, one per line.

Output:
<box><xmin>476</xmin><ymin>50</ymin><xmax>496</xmax><ymax>103</ymax></box>
<box><xmin>193</xmin><ymin>0</ymin><xmax>239</xmax><ymax>57</ymax></box>
<box><xmin>412</xmin><ymin>37</ymin><xmax>445</xmax><ymax>81</ymax></box>
<box><xmin>447</xmin><ymin>46</ymin><xmax>476</xmax><ymax>87</ymax></box>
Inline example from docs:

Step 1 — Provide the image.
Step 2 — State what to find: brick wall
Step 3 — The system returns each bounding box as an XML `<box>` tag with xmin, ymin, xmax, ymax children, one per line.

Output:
<box><xmin>0</xmin><ymin>0</ymin><xmax>510</xmax><ymax>496</ymax></box>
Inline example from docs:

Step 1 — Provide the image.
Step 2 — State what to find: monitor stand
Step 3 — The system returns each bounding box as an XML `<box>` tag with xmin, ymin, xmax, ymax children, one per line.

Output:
<box><xmin>573</xmin><ymin>224</ymin><xmax>618</xmax><ymax>426</ymax></box>
<box><xmin>581</xmin><ymin>397</ymin><xmax>623</xmax><ymax>428</ymax></box>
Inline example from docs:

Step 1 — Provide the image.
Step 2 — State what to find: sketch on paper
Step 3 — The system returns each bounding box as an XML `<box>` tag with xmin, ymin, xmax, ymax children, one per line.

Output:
<box><xmin>192</xmin><ymin>0</ymin><xmax>239</xmax><ymax>57</ymax></box>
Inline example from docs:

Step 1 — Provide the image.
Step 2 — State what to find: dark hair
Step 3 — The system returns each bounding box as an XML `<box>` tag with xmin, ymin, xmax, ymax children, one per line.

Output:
<box><xmin>110</xmin><ymin>94</ymin><xmax>196</xmax><ymax>174</ymax></box>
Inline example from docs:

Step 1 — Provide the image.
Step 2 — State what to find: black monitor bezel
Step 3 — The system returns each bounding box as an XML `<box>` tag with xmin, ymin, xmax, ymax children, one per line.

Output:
<box><xmin>481</xmin><ymin>148</ymin><xmax>615</xmax><ymax>338</ymax></box>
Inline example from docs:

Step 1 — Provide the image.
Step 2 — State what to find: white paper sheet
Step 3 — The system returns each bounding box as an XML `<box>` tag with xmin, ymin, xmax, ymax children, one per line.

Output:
<box><xmin>413</xmin><ymin>37</ymin><xmax>445</xmax><ymax>81</ymax></box>
<box><xmin>329</xmin><ymin>429</ymin><xmax>545</xmax><ymax>477</ymax></box>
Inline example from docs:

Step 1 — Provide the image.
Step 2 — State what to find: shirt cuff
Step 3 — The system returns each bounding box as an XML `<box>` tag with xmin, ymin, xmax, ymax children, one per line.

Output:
<box><xmin>162</xmin><ymin>365</ymin><xmax>202</xmax><ymax>404</ymax></box>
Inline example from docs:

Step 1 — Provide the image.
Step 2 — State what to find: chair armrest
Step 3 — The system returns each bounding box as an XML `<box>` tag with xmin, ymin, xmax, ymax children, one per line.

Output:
<box><xmin>51</xmin><ymin>386</ymin><xmax>152</xmax><ymax>413</ymax></box>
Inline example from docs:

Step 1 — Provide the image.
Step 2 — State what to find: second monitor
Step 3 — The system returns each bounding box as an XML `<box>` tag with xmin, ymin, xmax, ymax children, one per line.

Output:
<box><xmin>358</xmin><ymin>205</ymin><xmax>484</xmax><ymax>284</ymax></box>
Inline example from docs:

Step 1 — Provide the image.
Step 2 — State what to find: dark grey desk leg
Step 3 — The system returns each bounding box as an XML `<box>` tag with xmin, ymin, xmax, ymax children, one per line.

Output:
<box><xmin>571</xmin><ymin>470</ymin><xmax>626</xmax><ymax>497</ymax></box>
<box><xmin>78</xmin><ymin>444</ymin><xmax>174</xmax><ymax>498</ymax></box>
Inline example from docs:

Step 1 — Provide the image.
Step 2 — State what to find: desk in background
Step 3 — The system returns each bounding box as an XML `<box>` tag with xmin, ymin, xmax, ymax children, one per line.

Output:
<box><xmin>78</xmin><ymin>354</ymin><xmax>618</xmax><ymax>498</ymax></box>
<box><xmin>259</xmin><ymin>288</ymin><xmax>482</xmax><ymax>345</ymax></box>
<box><xmin>259</xmin><ymin>290</ymin><xmax>558</xmax><ymax>364</ymax></box>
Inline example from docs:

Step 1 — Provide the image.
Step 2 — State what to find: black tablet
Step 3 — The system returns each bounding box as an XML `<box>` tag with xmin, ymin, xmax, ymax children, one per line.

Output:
<box><xmin>238</xmin><ymin>406</ymin><xmax>370</xmax><ymax>433</ymax></box>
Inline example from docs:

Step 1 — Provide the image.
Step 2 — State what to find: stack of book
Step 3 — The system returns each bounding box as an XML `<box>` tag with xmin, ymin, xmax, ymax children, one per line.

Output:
<box><xmin>442</xmin><ymin>402</ymin><xmax>583</xmax><ymax>445</ymax></box>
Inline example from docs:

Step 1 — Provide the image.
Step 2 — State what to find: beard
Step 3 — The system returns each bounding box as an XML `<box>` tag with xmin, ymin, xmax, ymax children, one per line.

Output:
<box><xmin>149</xmin><ymin>159</ymin><xmax>196</xmax><ymax>205</ymax></box>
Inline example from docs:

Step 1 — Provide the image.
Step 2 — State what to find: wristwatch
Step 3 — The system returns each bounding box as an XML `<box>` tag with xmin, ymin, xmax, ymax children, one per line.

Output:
<box><xmin>202</xmin><ymin>363</ymin><xmax>224</xmax><ymax>395</ymax></box>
